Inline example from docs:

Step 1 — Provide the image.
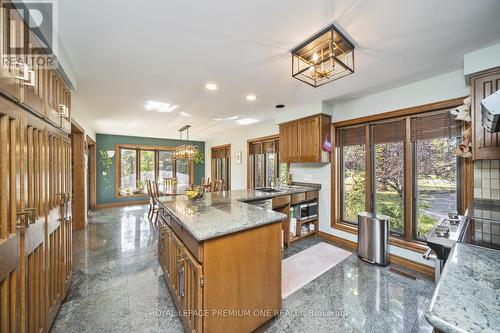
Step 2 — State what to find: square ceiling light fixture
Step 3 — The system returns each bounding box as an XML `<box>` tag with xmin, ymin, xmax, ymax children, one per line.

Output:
<box><xmin>291</xmin><ymin>24</ymin><xmax>354</xmax><ymax>87</ymax></box>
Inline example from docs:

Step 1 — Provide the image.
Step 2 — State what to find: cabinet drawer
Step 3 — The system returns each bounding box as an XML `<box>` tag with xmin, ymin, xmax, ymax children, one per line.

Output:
<box><xmin>169</xmin><ymin>215</ymin><xmax>203</xmax><ymax>263</ymax></box>
<box><xmin>272</xmin><ymin>195</ymin><xmax>290</xmax><ymax>208</ymax></box>
<box><xmin>306</xmin><ymin>191</ymin><xmax>318</xmax><ymax>200</ymax></box>
<box><xmin>291</xmin><ymin>192</ymin><xmax>306</xmax><ymax>204</ymax></box>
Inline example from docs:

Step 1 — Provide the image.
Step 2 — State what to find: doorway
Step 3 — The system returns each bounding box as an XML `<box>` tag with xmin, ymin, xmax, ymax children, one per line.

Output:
<box><xmin>86</xmin><ymin>136</ymin><xmax>96</xmax><ymax>213</ymax></box>
<box><xmin>71</xmin><ymin>122</ymin><xmax>86</xmax><ymax>230</ymax></box>
<box><xmin>211</xmin><ymin>144</ymin><xmax>231</xmax><ymax>190</ymax></box>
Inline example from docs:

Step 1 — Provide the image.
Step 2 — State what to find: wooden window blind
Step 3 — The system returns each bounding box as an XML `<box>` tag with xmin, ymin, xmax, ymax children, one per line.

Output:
<box><xmin>410</xmin><ymin>111</ymin><xmax>462</xmax><ymax>141</ymax></box>
<box><xmin>336</xmin><ymin>126</ymin><xmax>365</xmax><ymax>146</ymax></box>
<box><xmin>212</xmin><ymin>147</ymin><xmax>229</xmax><ymax>159</ymax></box>
<box><xmin>262</xmin><ymin>141</ymin><xmax>275</xmax><ymax>154</ymax></box>
<box><xmin>249</xmin><ymin>142</ymin><xmax>262</xmax><ymax>155</ymax></box>
<box><xmin>370</xmin><ymin>119</ymin><xmax>405</xmax><ymax>144</ymax></box>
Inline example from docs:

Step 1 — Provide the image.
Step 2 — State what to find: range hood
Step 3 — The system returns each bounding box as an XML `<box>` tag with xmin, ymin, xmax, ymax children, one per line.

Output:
<box><xmin>482</xmin><ymin>89</ymin><xmax>500</xmax><ymax>133</ymax></box>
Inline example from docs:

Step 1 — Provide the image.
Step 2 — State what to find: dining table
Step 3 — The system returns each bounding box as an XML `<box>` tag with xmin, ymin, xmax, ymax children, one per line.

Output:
<box><xmin>158</xmin><ymin>184</ymin><xmax>191</xmax><ymax>196</ymax></box>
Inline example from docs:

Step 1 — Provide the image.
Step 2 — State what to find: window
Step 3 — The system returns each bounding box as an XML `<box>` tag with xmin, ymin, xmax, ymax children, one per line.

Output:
<box><xmin>248</xmin><ymin>137</ymin><xmax>288</xmax><ymax>189</ymax></box>
<box><xmin>211</xmin><ymin>145</ymin><xmax>230</xmax><ymax>190</ymax></box>
<box><xmin>341</xmin><ymin>145</ymin><xmax>365</xmax><ymax>223</ymax></box>
<box><xmin>120</xmin><ymin>149</ymin><xmax>137</xmax><ymax>194</ymax></box>
<box><xmin>338</xmin><ymin>126</ymin><xmax>366</xmax><ymax>224</ymax></box>
<box><xmin>265</xmin><ymin>153</ymin><xmax>276</xmax><ymax>186</ymax></box>
<box><xmin>140</xmin><ymin>150</ymin><xmax>155</xmax><ymax>182</ymax></box>
<box><xmin>411</xmin><ymin>112</ymin><xmax>461</xmax><ymax>240</ymax></box>
<box><xmin>176</xmin><ymin>159</ymin><xmax>189</xmax><ymax>185</ymax></box>
<box><xmin>159</xmin><ymin>150</ymin><xmax>173</xmax><ymax>179</ymax></box>
<box><xmin>374</xmin><ymin>141</ymin><xmax>405</xmax><ymax>235</ymax></box>
<box><xmin>414</xmin><ymin>138</ymin><xmax>458</xmax><ymax>239</ymax></box>
<box><xmin>117</xmin><ymin>145</ymin><xmax>193</xmax><ymax>196</ymax></box>
<box><xmin>335</xmin><ymin>109</ymin><xmax>462</xmax><ymax>245</ymax></box>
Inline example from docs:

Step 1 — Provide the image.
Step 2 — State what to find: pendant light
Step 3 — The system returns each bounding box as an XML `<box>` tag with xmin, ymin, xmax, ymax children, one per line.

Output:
<box><xmin>173</xmin><ymin>125</ymin><xmax>198</xmax><ymax>160</ymax></box>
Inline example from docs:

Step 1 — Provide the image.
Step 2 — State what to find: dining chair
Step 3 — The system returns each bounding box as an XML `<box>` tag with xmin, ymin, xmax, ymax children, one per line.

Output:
<box><xmin>146</xmin><ymin>180</ymin><xmax>154</xmax><ymax>219</ymax></box>
<box><xmin>164</xmin><ymin>177</ymin><xmax>177</xmax><ymax>187</ymax></box>
<box><xmin>151</xmin><ymin>180</ymin><xmax>164</xmax><ymax>228</ymax></box>
<box><xmin>213</xmin><ymin>179</ymin><xmax>223</xmax><ymax>192</ymax></box>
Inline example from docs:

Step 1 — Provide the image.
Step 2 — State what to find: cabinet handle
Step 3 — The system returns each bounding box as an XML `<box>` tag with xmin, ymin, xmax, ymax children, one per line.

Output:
<box><xmin>14</xmin><ymin>63</ymin><xmax>29</xmax><ymax>81</ymax></box>
<box><xmin>25</xmin><ymin>70</ymin><xmax>35</xmax><ymax>87</ymax></box>
<box><xmin>16</xmin><ymin>210</ymin><xmax>30</xmax><ymax>229</ymax></box>
<box><xmin>25</xmin><ymin>208</ymin><xmax>36</xmax><ymax>224</ymax></box>
<box><xmin>179</xmin><ymin>266</ymin><xmax>185</xmax><ymax>298</ymax></box>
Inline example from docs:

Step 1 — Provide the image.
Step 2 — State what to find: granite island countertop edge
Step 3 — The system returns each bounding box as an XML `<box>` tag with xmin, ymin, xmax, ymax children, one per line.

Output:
<box><xmin>156</xmin><ymin>186</ymin><xmax>320</xmax><ymax>242</ymax></box>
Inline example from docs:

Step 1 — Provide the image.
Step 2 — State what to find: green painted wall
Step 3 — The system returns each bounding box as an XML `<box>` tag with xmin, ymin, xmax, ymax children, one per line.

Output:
<box><xmin>96</xmin><ymin>133</ymin><xmax>205</xmax><ymax>205</ymax></box>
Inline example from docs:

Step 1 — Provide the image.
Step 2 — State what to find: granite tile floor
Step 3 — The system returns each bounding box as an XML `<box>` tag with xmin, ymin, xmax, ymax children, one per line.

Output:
<box><xmin>50</xmin><ymin>205</ymin><xmax>435</xmax><ymax>333</ymax></box>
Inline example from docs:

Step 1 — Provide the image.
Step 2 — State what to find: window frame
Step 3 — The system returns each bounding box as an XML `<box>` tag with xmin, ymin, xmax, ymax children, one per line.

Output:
<box><xmin>339</xmin><ymin>143</ymin><xmax>367</xmax><ymax>224</ymax></box>
<box><xmin>115</xmin><ymin>144</ymin><xmax>193</xmax><ymax>197</ymax></box>
<box><xmin>331</xmin><ymin>96</ymin><xmax>470</xmax><ymax>252</ymax></box>
<box><xmin>247</xmin><ymin>135</ymin><xmax>288</xmax><ymax>189</ymax></box>
<box><xmin>371</xmin><ymin>140</ymin><xmax>406</xmax><ymax>237</ymax></box>
<box><xmin>411</xmin><ymin>138</ymin><xmax>461</xmax><ymax>241</ymax></box>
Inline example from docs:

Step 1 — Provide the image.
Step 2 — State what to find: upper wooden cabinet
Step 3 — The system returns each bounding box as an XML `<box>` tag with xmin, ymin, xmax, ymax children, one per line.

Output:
<box><xmin>472</xmin><ymin>68</ymin><xmax>500</xmax><ymax>160</ymax></box>
<box><xmin>0</xmin><ymin>5</ymin><xmax>24</xmax><ymax>101</ymax></box>
<box><xmin>279</xmin><ymin>114</ymin><xmax>331</xmax><ymax>163</ymax></box>
<box><xmin>20</xmin><ymin>32</ymin><xmax>44</xmax><ymax>116</ymax></box>
<box><xmin>0</xmin><ymin>2</ymin><xmax>71</xmax><ymax>131</ymax></box>
<box><xmin>279</xmin><ymin>121</ymin><xmax>298</xmax><ymax>162</ymax></box>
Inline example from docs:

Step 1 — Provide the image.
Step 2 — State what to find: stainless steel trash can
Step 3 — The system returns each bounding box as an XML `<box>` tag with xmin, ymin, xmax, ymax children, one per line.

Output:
<box><xmin>357</xmin><ymin>212</ymin><xmax>390</xmax><ymax>266</ymax></box>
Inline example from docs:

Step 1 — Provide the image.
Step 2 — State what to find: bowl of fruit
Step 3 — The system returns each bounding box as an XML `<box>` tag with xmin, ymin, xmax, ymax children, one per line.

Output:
<box><xmin>185</xmin><ymin>187</ymin><xmax>204</xmax><ymax>200</ymax></box>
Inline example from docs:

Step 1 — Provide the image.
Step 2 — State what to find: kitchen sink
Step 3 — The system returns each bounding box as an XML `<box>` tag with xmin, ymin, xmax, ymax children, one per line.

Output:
<box><xmin>255</xmin><ymin>187</ymin><xmax>283</xmax><ymax>193</ymax></box>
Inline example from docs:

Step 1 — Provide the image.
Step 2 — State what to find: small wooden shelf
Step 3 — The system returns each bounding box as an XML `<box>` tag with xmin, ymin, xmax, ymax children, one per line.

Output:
<box><xmin>297</xmin><ymin>216</ymin><xmax>317</xmax><ymax>225</ymax></box>
<box><xmin>290</xmin><ymin>230</ymin><xmax>316</xmax><ymax>243</ymax></box>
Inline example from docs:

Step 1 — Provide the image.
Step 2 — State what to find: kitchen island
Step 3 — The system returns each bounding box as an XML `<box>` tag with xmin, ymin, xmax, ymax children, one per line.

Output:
<box><xmin>156</xmin><ymin>189</ymin><xmax>309</xmax><ymax>333</ymax></box>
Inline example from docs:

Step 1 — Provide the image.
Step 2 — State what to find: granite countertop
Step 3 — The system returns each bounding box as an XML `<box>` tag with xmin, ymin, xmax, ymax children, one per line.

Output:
<box><xmin>426</xmin><ymin>243</ymin><xmax>500</xmax><ymax>333</ymax></box>
<box><xmin>157</xmin><ymin>186</ymin><xmax>319</xmax><ymax>241</ymax></box>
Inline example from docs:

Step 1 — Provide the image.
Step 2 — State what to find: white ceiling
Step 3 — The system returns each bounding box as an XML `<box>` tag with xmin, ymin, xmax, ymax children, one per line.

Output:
<box><xmin>58</xmin><ymin>0</ymin><xmax>500</xmax><ymax>140</ymax></box>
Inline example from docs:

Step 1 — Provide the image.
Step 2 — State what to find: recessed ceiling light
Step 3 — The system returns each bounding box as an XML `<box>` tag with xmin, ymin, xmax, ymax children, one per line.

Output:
<box><xmin>246</xmin><ymin>94</ymin><xmax>256</xmax><ymax>102</ymax></box>
<box><xmin>144</xmin><ymin>101</ymin><xmax>178</xmax><ymax>112</ymax></box>
<box><xmin>236</xmin><ymin>118</ymin><xmax>258</xmax><ymax>125</ymax></box>
<box><xmin>213</xmin><ymin>118</ymin><xmax>223</xmax><ymax>121</ymax></box>
<box><xmin>224</xmin><ymin>116</ymin><xmax>239</xmax><ymax>120</ymax></box>
<box><xmin>275</xmin><ymin>104</ymin><xmax>285</xmax><ymax>109</ymax></box>
<box><xmin>180</xmin><ymin>112</ymin><xmax>192</xmax><ymax>117</ymax></box>
<box><xmin>205</xmin><ymin>83</ymin><xmax>218</xmax><ymax>91</ymax></box>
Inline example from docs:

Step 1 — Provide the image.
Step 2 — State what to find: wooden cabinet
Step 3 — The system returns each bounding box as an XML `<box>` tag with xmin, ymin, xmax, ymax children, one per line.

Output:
<box><xmin>157</xmin><ymin>207</ymin><xmax>282</xmax><ymax>333</ymax></box>
<box><xmin>20</xmin><ymin>32</ymin><xmax>44</xmax><ymax>116</ymax></box>
<box><xmin>279</xmin><ymin>121</ymin><xmax>298</xmax><ymax>162</ymax></box>
<box><xmin>472</xmin><ymin>68</ymin><xmax>500</xmax><ymax>160</ymax></box>
<box><xmin>181</xmin><ymin>247</ymin><xmax>203</xmax><ymax>333</ymax></box>
<box><xmin>0</xmin><ymin>2</ymin><xmax>72</xmax><ymax>132</ymax></box>
<box><xmin>0</xmin><ymin>103</ymin><xmax>72</xmax><ymax>333</ymax></box>
<box><xmin>279</xmin><ymin>114</ymin><xmax>331</xmax><ymax>163</ymax></box>
<box><xmin>0</xmin><ymin>5</ymin><xmax>23</xmax><ymax>101</ymax></box>
<box><xmin>158</xmin><ymin>216</ymin><xmax>203</xmax><ymax>333</ymax></box>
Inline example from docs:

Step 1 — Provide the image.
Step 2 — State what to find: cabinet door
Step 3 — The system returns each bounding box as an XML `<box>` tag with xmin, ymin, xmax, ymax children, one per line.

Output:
<box><xmin>279</xmin><ymin>122</ymin><xmax>297</xmax><ymax>163</ymax></box>
<box><xmin>170</xmin><ymin>231</ymin><xmax>184</xmax><ymax>304</ymax></box>
<box><xmin>181</xmin><ymin>247</ymin><xmax>203</xmax><ymax>333</ymax></box>
<box><xmin>158</xmin><ymin>223</ymin><xmax>172</xmax><ymax>279</ymax></box>
<box><xmin>20</xmin><ymin>32</ymin><xmax>44</xmax><ymax>116</ymax></box>
<box><xmin>297</xmin><ymin>116</ymin><xmax>320</xmax><ymax>162</ymax></box>
<box><xmin>60</xmin><ymin>87</ymin><xmax>71</xmax><ymax>134</ymax></box>
<box><xmin>472</xmin><ymin>69</ymin><xmax>500</xmax><ymax>159</ymax></box>
<box><xmin>44</xmin><ymin>71</ymin><xmax>61</xmax><ymax>128</ymax></box>
<box><xmin>0</xmin><ymin>5</ymin><xmax>23</xmax><ymax>101</ymax></box>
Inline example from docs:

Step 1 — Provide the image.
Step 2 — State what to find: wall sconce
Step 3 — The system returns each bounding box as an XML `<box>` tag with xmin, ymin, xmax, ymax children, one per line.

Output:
<box><xmin>107</xmin><ymin>150</ymin><xmax>115</xmax><ymax>158</ymax></box>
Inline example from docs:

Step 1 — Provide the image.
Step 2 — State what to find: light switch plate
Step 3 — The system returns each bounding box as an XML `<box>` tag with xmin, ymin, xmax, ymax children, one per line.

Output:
<box><xmin>303</xmin><ymin>174</ymin><xmax>313</xmax><ymax>181</ymax></box>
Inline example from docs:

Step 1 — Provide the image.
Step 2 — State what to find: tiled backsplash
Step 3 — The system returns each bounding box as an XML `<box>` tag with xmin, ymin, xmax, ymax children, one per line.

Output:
<box><xmin>474</xmin><ymin>160</ymin><xmax>500</xmax><ymax>200</ymax></box>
